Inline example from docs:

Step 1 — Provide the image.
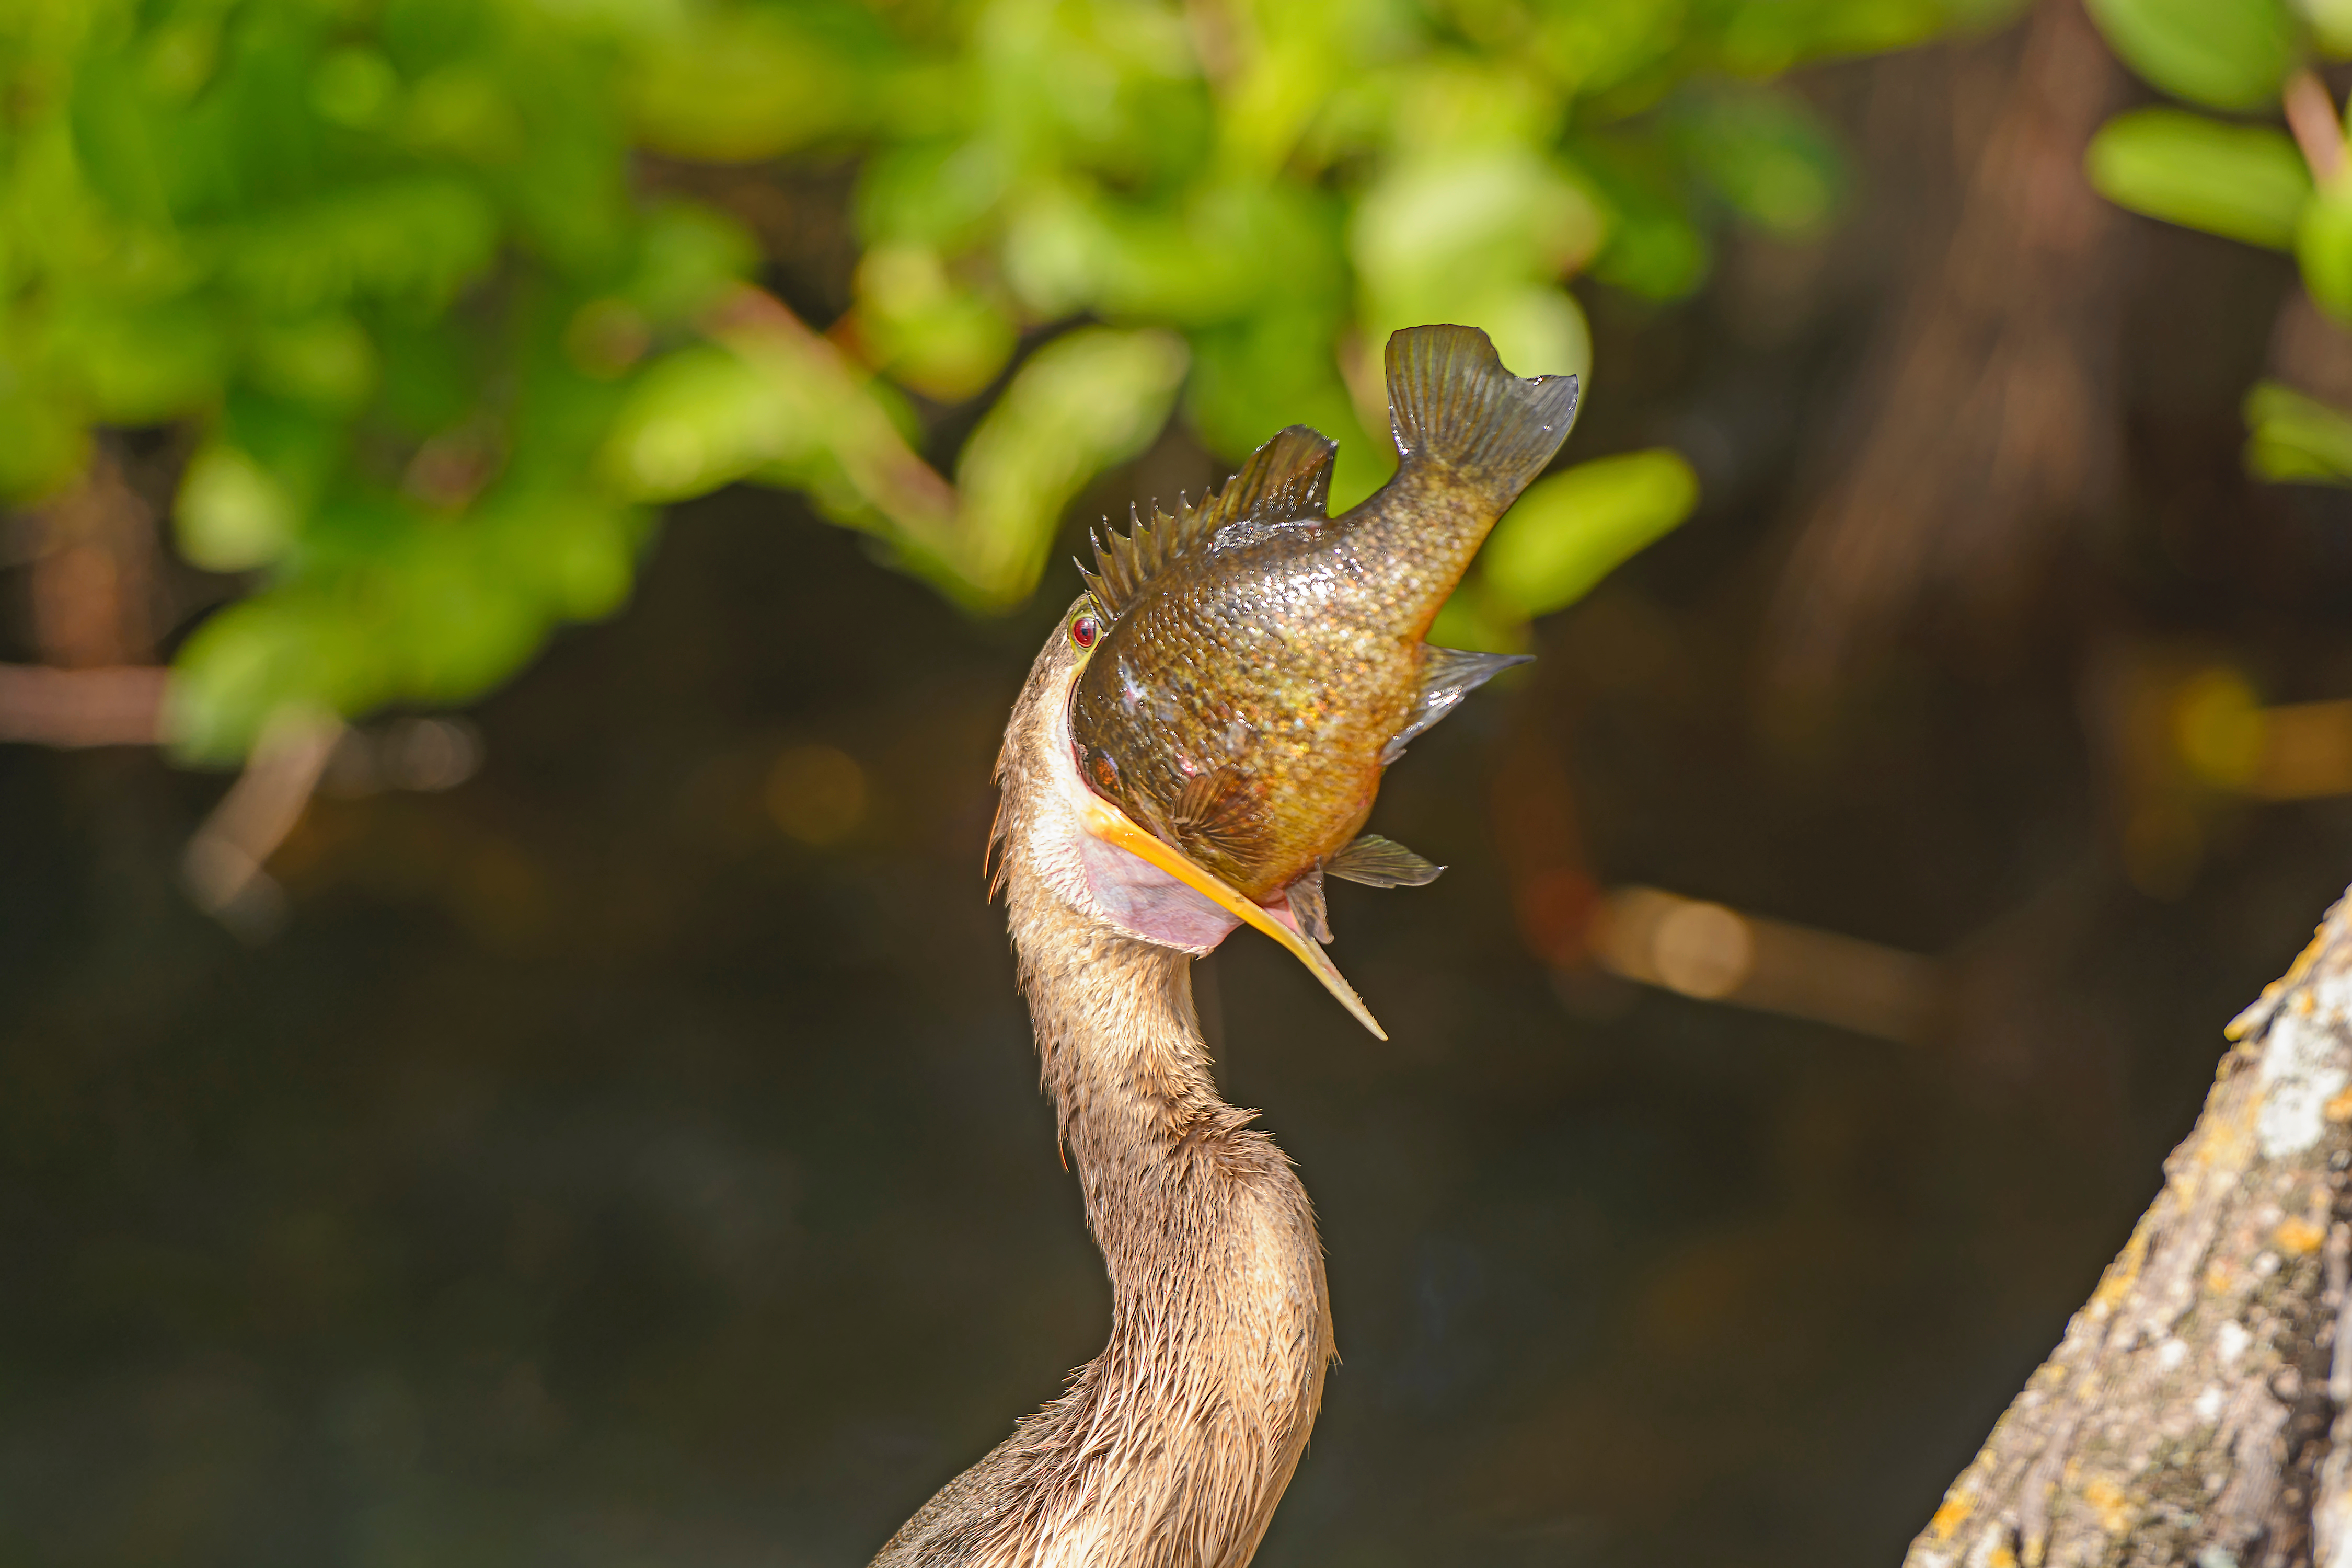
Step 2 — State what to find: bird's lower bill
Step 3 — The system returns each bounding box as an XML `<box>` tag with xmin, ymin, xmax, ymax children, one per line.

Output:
<box><xmin>1032</xmin><ymin>667</ymin><xmax>1386</xmax><ymax>1039</ymax></box>
<box><xmin>1071</xmin><ymin>779</ymin><xmax>1387</xmax><ymax>1041</ymax></box>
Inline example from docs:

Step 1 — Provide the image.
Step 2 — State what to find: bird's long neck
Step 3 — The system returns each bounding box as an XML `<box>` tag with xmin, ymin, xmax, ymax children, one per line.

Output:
<box><xmin>869</xmin><ymin>654</ymin><xmax>1331</xmax><ymax>1568</ymax></box>
<box><xmin>989</xmin><ymin>879</ymin><xmax>1333</xmax><ymax>1567</ymax></box>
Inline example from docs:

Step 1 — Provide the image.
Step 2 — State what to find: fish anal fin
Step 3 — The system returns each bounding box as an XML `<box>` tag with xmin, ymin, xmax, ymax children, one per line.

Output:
<box><xmin>1287</xmin><ymin>864</ymin><xmax>1332</xmax><ymax>944</ymax></box>
<box><xmin>1325</xmin><ymin>833</ymin><xmax>1445</xmax><ymax>889</ymax></box>
<box><xmin>1382</xmin><ymin>645</ymin><xmax>1532</xmax><ymax>764</ymax></box>
<box><xmin>1386</xmin><ymin>325</ymin><xmax>1579</xmax><ymax>505</ymax></box>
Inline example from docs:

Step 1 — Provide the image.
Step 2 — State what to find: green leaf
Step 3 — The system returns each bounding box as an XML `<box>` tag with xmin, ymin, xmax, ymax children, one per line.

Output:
<box><xmin>374</xmin><ymin>319</ymin><xmax>480</xmax><ymax>438</ymax></box>
<box><xmin>2086</xmin><ymin>109</ymin><xmax>2310</xmax><ymax>250</ymax></box>
<box><xmin>858</xmin><ymin>138</ymin><xmax>1014</xmax><ymax>251</ymax></box>
<box><xmin>627</xmin><ymin>8</ymin><xmax>875</xmax><ymax>161</ymax></box>
<box><xmin>2308</xmin><ymin>0</ymin><xmax>2352</xmax><ymax>55</ymax></box>
<box><xmin>177</xmin><ymin>444</ymin><xmax>301</xmax><ymax>571</ymax></box>
<box><xmin>219</xmin><ymin>176</ymin><xmax>499</xmax><ymax>313</ymax></box>
<box><xmin>1352</xmin><ymin>149</ymin><xmax>1605</xmax><ymax>326</ymax></box>
<box><xmin>1671</xmin><ymin>88</ymin><xmax>1847</xmax><ymax>238</ymax></box>
<box><xmin>56</xmin><ymin>294</ymin><xmax>230</xmax><ymax>423</ymax></box>
<box><xmin>310</xmin><ymin>46</ymin><xmax>400</xmax><ymax>130</ymax></box>
<box><xmin>2301</xmin><ymin>186</ymin><xmax>2352</xmax><ymax>322</ymax></box>
<box><xmin>1001</xmin><ymin>183</ymin><xmax>1119</xmax><ymax>320</ymax></box>
<box><xmin>626</xmin><ymin>200</ymin><xmax>758</xmax><ymax>326</ymax></box>
<box><xmin>167</xmin><ymin>591</ymin><xmax>365</xmax><ymax>762</ymax></box>
<box><xmin>1574</xmin><ymin>137</ymin><xmax>1712</xmax><ymax>300</ymax></box>
<box><xmin>2245</xmin><ymin>379</ymin><xmax>2352</xmax><ymax>483</ymax></box>
<box><xmin>952</xmin><ymin>327</ymin><xmax>1189</xmax><ymax>606</ymax></box>
<box><xmin>0</xmin><ymin>386</ymin><xmax>89</xmax><ymax>503</ymax></box>
<box><xmin>852</xmin><ymin>242</ymin><xmax>1018</xmax><ymax>400</ymax></box>
<box><xmin>2083</xmin><ymin>0</ymin><xmax>2299</xmax><ymax>111</ymax></box>
<box><xmin>245</xmin><ymin>315</ymin><xmax>377</xmax><ymax>409</ymax></box>
<box><xmin>1183</xmin><ymin>310</ymin><xmax>1380</xmax><ymax>505</ymax></box>
<box><xmin>1087</xmin><ymin>187</ymin><xmax>1291</xmax><ymax>327</ymax></box>
<box><xmin>67</xmin><ymin>54</ymin><xmax>173</xmax><ymax>225</ymax></box>
<box><xmin>1427</xmin><ymin>575</ymin><xmax>1531</xmax><ymax>655</ymax></box>
<box><xmin>1481</xmin><ymin>448</ymin><xmax>1698</xmax><ymax>616</ymax></box>
<box><xmin>601</xmin><ymin>344</ymin><xmax>792</xmax><ymax>502</ymax></box>
<box><xmin>487</xmin><ymin>491</ymin><xmax>648</xmax><ymax>621</ymax></box>
<box><xmin>378</xmin><ymin>526</ymin><xmax>544</xmax><ymax>704</ymax></box>
<box><xmin>1531</xmin><ymin>0</ymin><xmax>1684</xmax><ymax>101</ymax></box>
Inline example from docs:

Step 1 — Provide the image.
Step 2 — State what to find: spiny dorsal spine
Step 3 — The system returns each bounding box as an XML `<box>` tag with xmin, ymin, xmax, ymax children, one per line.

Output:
<box><xmin>1079</xmin><ymin>425</ymin><xmax>1338</xmax><ymax>619</ymax></box>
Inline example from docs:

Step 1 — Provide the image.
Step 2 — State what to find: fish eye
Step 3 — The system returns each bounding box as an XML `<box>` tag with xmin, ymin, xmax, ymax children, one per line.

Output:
<box><xmin>1069</xmin><ymin>613</ymin><xmax>1101</xmax><ymax>650</ymax></box>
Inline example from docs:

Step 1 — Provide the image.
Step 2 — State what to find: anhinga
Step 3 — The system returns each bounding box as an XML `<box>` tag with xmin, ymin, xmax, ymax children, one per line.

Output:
<box><xmin>871</xmin><ymin>326</ymin><xmax>1579</xmax><ymax>1568</ymax></box>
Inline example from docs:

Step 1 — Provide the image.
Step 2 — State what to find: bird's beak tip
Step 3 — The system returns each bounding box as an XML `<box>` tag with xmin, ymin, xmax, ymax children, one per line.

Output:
<box><xmin>1077</xmin><ymin>793</ymin><xmax>1387</xmax><ymax>1039</ymax></box>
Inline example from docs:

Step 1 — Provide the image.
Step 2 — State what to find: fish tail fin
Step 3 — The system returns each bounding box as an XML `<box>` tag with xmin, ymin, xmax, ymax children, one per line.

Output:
<box><xmin>1385</xmin><ymin>325</ymin><xmax>1581</xmax><ymax>505</ymax></box>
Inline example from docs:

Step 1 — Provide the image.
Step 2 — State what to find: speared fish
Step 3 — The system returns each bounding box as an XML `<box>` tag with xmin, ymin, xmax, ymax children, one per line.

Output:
<box><xmin>1055</xmin><ymin>324</ymin><xmax>1580</xmax><ymax>1036</ymax></box>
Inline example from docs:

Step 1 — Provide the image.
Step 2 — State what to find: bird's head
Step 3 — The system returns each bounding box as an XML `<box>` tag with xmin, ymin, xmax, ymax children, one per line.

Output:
<box><xmin>990</xmin><ymin>587</ymin><xmax>1396</xmax><ymax>1036</ymax></box>
<box><xmin>990</xmin><ymin>325</ymin><xmax>1576</xmax><ymax>1040</ymax></box>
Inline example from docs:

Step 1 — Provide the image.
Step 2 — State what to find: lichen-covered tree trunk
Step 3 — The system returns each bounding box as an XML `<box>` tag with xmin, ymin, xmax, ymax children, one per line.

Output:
<box><xmin>1908</xmin><ymin>888</ymin><xmax>2352</xmax><ymax>1568</ymax></box>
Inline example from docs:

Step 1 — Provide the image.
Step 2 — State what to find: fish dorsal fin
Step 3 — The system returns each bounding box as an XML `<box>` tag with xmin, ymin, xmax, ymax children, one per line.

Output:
<box><xmin>1079</xmin><ymin>504</ymin><xmax>1180</xmax><ymax>622</ymax></box>
<box><xmin>1326</xmin><ymin>833</ymin><xmax>1445</xmax><ymax>888</ymax></box>
<box><xmin>1380</xmin><ymin>646</ymin><xmax>1531</xmax><ymax>765</ymax></box>
<box><xmin>1197</xmin><ymin>424</ymin><xmax>1336</xmax><ymax>533</ymax></box>
<box><xmin>1080</xmin><ymin>425</ymin><xmax>1336</xmax><ymax>618</ymax></box>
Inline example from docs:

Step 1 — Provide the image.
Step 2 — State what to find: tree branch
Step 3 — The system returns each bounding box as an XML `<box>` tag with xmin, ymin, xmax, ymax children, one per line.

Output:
<box><xmin>1909</xmin><ymin>887</ymin><xmax>2352</xmax><ymax>1568</ymax></box>
<box><xmin>0</xmin><ymin>663</ymin><xmax>167</xmax><ymax>746</ymax></box>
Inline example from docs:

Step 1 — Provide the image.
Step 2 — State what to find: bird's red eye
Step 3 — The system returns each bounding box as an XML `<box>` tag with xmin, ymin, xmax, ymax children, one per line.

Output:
<box><xmin>1070</xmin><ymin>614</ymin><xmax>1100</xmax><ymax>649</ymax></box>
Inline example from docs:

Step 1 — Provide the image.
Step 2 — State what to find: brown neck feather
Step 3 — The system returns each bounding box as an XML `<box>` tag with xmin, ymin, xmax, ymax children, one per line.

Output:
<box><xmin>870</xmin><ymin>643</ymin><xmax>1333</xmax><ymax>1568</ymax></box>
<box><xmin>998</xmin><ymin>878</ymin><xmax>1333</xmax><ymax>1568</ymax></box>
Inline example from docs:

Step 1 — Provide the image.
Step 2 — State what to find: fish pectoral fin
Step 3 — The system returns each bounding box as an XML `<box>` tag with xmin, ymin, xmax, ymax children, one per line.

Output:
<box><xmin>1169</xmin><ymin>765</ymin><xmax>1241</xmax><ymax>830</ymax></box>
<box><xmin>1385</xmin><ymin>325</ymin><xmax>1580</xmax><ymax>504</ymax></box>
<box><xmin>1167</xmin><ymin>765</ymin><xmax>1262</xmax><ymax>861</ymax></box>
<box><xmin>1381</xmin><ymin>646</ymin><xmax>1533</xmax><ymax>764</ymax></box>
<box><xmin>1286</xmin><ymin>864</ymin><xmax>1333</xmax><ymax>944</ymax></box>
<box><xmin>1325</xmin><ymin>833</ymin><xmax>1445</xmax><ymax>889</ymax></box>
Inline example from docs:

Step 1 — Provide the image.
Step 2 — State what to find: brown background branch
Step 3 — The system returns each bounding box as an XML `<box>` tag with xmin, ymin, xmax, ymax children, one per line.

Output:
<box><xmin>0</xmin><ymin>664</ymin><xmax>167</xmax><ymax>747</ymax></box>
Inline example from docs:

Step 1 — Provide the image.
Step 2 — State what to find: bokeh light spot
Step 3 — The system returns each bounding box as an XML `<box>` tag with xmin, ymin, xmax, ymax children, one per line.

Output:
<box><xmin>1650</xmin><ymin>900</ymin><xmax>1753</xmax><ymax>1000</ymax></box>
<box><xmin>764</xmin><ymin>743</ymin><xmax>867</xmax><ymax>847</ymax></box>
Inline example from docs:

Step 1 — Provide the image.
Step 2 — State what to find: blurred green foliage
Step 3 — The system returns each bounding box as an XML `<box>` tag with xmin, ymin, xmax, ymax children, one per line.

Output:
<box><xmin>3</xmin><ymin>0</ymin><xmax>2007</xmax><ymax>760</ymax></box>
<box><xmin>2245</xmin><ymin>380</ymin><xmax>2352</xmax><ymax>481</ymax></box>
<box><xmin>1433</xmin><ymin>446</ymin><xmax>1699</xmax><ymax>649</ymax></box>
<box><xmin>2086</xmin><ymin>110</ymin><xmax>2308</xmax><ymax>250</ymax></box>
<box><xmin>2080</xmin><ymin>0</ymin><xmax>2352</xmax><ymax>485</ymax></box>
<box><xmin>2085</xmin><ymin>0</ymin><xmax>2298</xmax><ymax>112</ymax></box>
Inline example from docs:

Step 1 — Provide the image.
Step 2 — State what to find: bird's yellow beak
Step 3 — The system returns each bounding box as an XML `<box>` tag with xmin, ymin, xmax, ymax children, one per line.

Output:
<box><xmin>1075</xmin><ymin>788</ymin><xmax>1387</xmax><ymax>1040</ymax></box>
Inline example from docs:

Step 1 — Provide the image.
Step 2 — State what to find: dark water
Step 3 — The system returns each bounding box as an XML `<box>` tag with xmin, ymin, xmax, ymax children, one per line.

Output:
<box><xmin>8</xmin><ymin>475</ymin><xmax>2349</xmax><ymax>1566</ymax></box>
<box><xmin>13</xmin><ymin>52</ymin><xmax>2352</xmax><ymax>1568</ymax></box>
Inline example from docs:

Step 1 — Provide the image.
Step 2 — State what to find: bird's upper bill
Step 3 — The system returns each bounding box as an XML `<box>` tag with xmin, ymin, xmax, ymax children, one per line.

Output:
<box><xmin>1007</xmin><ymin>326</ymin><xmax>1580</xmax><ymax>1041</ymax></box>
